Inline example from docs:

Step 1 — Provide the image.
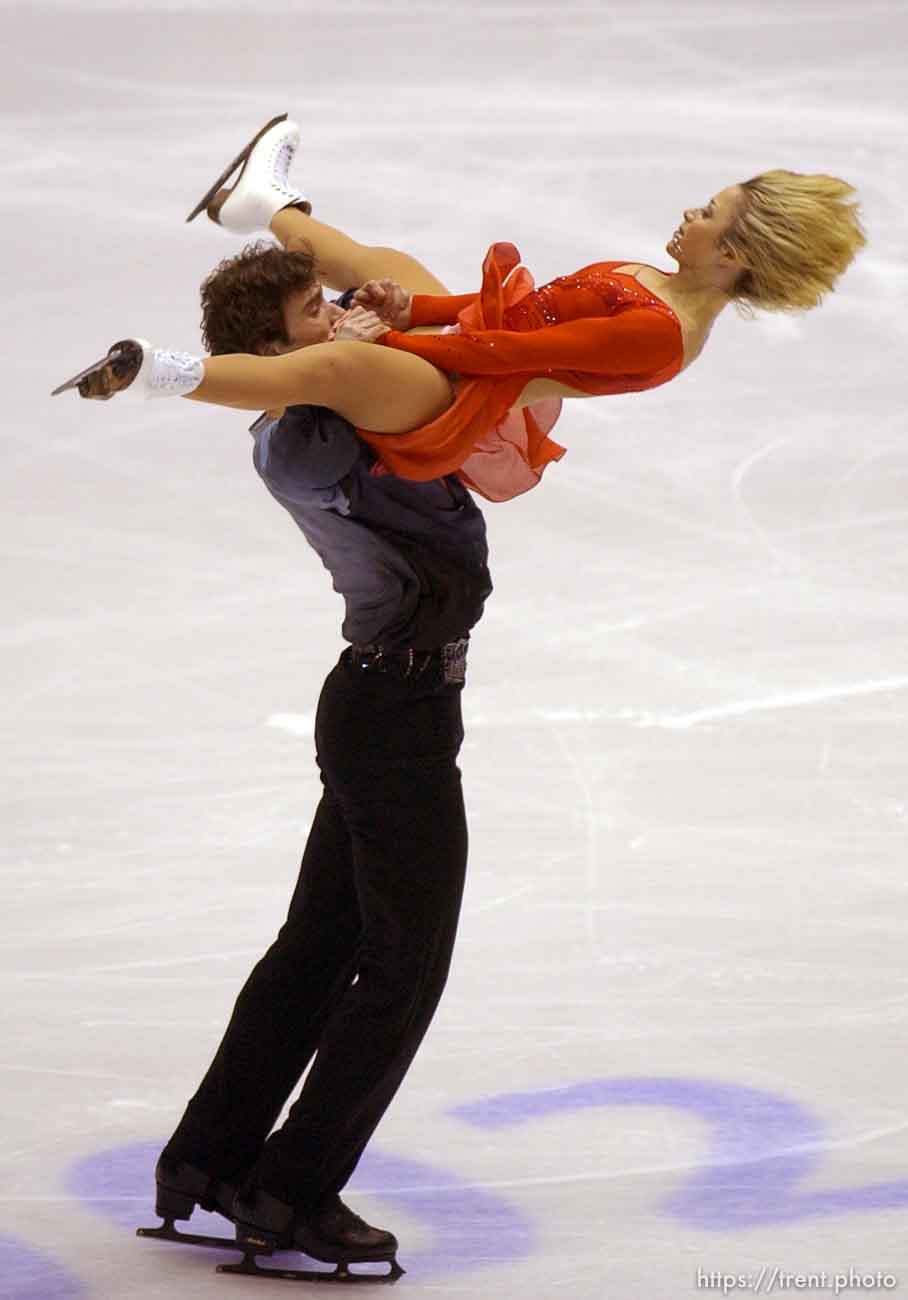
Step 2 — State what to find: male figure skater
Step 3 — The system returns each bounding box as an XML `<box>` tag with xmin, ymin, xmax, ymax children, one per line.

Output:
<box><xmin>80</xmin><ymin>117</ymin><xmax>493</xmax><ymax>1282</ymax></box>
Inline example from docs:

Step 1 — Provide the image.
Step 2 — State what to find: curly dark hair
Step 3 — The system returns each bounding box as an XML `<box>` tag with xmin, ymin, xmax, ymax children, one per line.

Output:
<box><xmin>199</xmin><ymin>239</ymin><xmax>318</xmax><ymax>355</ymax></box>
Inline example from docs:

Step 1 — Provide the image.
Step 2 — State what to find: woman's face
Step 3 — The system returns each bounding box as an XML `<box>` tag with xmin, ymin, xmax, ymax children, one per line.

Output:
<box><xmin>666</xmin><ymin>185</ymin><xmax>743</xmax><ymax>270</ymax></box>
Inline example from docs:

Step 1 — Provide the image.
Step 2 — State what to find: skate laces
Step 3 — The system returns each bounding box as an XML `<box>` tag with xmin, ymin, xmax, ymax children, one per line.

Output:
<box><xmin>272</xmin><ymin>140</ymin><xmax>296</xmax><ymax>189</ymax></box>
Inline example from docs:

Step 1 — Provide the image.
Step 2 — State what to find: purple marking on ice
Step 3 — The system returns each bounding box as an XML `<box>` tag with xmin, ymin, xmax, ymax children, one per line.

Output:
<box><xmin>65</xmin><ymin>1140</ymin><xmax>239</xmax><ymax>1262</ymax></box>
<box><xmin>66</xmin><ymin>1140</ymin><xmax>169</xmax><ymax>1232</ymax></box>
<box><xmin>351</xmin><ymin>1148</ymin><xmax>534</xmax><ymax>1275</ymax></box>
<box><xmin>450</xmin><ymin>1076</ymin><xmax>908</xmax><ymax>1229</ymax></box>
<box><xmin>0</xmin><ymin>1235</ymin><xmax>86</xmax><ymax>1300</ymax></box>
<box><xmin>65</xmin><ymin>1140</ymin><xmax>533</xmax><ymax>1278</ymax></box>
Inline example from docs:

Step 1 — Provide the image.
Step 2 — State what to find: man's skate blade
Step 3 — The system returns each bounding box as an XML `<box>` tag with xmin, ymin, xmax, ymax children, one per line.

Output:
<box><xmin>137</xmin><ymin>1220</ymin><xmax>243</xmax><ymax>1252</ymax></box>
<box><xmin>185</xmin><ymin>112</ymin><xmax>289</xmax><ymax>222</ymax></box>
<box><xmin>217</xmin><ymin>1251</ymin><xmax>405</xmax><ymax>1283</ymax></box>
<box><xmin>50</xmin><ymin>349</ymin><xmax>129</xmax><ymax>397</ymax></box>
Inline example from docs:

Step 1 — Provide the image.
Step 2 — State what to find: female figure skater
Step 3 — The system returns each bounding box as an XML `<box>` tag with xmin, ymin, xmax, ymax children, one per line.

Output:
<box><xmin>57</xmin><ymin>114</ymin><xmax>866</xmax><ymax>502</ymax></box>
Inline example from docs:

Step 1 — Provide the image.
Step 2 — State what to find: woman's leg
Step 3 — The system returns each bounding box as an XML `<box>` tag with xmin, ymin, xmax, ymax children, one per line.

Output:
<box><xmin>270</xmin><ymin>207</ymin><xmax>451</xmax><ymax>296</ymax></box>
<box><xmin>187</xmin><ymin>339</ymin><xmax>453</xmax><ymax>433</ymax></box>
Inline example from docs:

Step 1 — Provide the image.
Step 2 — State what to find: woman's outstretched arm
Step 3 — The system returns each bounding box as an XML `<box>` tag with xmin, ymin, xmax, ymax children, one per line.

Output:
<box><xmin>186</xmin><ymin>339</ymin><xmax>454</xmax><ymax>434</ymax></box>
<box><xmin>380</xmin><ymin>308</ymin><xmax>682</xmax><ymax>378</ymax></box>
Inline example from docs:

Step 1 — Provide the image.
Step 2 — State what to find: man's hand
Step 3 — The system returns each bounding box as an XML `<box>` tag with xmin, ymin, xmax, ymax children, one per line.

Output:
<box><xmin>351</xmin><ymin>279</ymin><xmax>412</xmax><ymax>331</ymax></box>
<box><xmin>330</xmin><ymin>305</ymin><xmax>392</xmax><ymax>344</ymax></box>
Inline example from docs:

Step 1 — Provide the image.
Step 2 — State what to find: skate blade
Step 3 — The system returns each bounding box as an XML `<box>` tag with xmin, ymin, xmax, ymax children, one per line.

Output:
<box><xmin>137</xmin><ymin>1218</ymin><xmax>244</xmax><ymax>1251</ymax></box>
<box><xmin>217</xmin><ymin>1251</ymin><xmax>405</xmax><ymax>1284</ymax></box>
<box><xmin>185</xmin><ymin>111</ymin><xmax>289</xmax><ymax>223</ymax></box>
<box><xmin>50</xmin><ymin>347</ymin><xmax>130</xmax><ymax>397</ymax></box>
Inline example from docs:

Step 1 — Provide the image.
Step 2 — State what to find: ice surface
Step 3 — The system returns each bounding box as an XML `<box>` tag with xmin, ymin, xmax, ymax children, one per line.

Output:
<box><xmin>3</xmin><ymin>2</ymin><xmax>908</xmax><ymax>1297</ymax></box>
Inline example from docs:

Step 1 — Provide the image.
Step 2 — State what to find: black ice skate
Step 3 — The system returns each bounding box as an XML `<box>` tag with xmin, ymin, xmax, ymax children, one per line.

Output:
<box><xmin>218</xmin><ymin>1187</ymin><xmax>405</xmax><ymax>1284</ymax></box>
<box><xmin>136</xmin><ymin>1156</ymin><xmax>242</xmax><ymax>1252</ymax></box>
<box><xmin>50</xmin><ymin>339</ymin><xmax>144</xmax><ymax>399</ymax></box>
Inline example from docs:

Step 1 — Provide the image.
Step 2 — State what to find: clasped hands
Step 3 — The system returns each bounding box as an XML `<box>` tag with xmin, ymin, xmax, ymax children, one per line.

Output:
<box><xmin>330</xmin><ymin>278</ymin><xmax>413</xmax><ymax>343</ymax></box>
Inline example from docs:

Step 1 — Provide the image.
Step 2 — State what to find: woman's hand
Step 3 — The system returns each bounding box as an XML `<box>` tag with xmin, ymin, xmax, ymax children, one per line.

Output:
<box><xmin>352</xmin><ymin>278</ymin><xmax>413</xmax><ymax>330</ymax></box>
<box><xmin>330</xmin><ymin>305</ymin><xmax>392</xmax><ymax>344</ymax></box>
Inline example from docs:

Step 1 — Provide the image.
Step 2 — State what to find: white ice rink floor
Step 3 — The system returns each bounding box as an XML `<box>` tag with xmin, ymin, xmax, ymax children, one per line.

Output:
<box><xmin>4</xmin><ymin>2</ymin><xmax>908</xmax><ymax>1297</ymax></box>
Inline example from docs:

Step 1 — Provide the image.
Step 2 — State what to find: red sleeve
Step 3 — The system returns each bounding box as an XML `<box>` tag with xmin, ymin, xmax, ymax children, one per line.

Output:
<box><xmin>382</xmin><ymin>308</ymin><xmax>681</xmax><ymax>378</ymax></box>
<box><xmin>408</xmin><ymin>292</ymin><xmax>479</xmax><ymax>327</ymax></box>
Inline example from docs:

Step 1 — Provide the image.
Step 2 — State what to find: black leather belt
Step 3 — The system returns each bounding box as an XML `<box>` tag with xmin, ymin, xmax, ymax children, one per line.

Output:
<box><xmin>347</xmin><ymin>637</ymin><xmax>468</xmax><ymax>685</ymax></box>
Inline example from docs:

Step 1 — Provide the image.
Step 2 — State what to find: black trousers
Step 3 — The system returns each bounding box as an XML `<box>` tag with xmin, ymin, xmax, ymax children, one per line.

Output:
<box><xmin>163</xmin><ymin>648</ymin><xmax>468</xmax><ymax>1213</ymax></box>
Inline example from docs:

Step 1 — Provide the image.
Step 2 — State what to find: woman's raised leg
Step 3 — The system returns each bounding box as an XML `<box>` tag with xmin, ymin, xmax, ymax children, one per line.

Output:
<box><xmin>186</xmin><ymin>339</ymin><xmax>454</xmax><ymax>434</ymax></box>
<box><xmin>269</xmin><ymin>207</ymin><xmax>451</xmax><ymax>297</ymax></box>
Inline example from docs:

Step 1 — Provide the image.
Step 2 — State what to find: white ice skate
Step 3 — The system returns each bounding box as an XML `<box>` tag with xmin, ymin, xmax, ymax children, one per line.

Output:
<box><xmin>51</xmin><ymin>339</ymin><xmax>204</xmax><ymax>402</ymax></box>
<box><xmin>186</xmin><ymin>112</ymin><xmax>311</xmax><ymax>233</ymax></box>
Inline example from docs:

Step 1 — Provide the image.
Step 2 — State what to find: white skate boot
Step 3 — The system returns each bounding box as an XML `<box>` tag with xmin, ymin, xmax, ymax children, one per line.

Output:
<box><xmin>51</xmin><ymin>339</ymin><xmax>204</xmax><ymax>402</ymax></box>
<box><xmin>185</xmin><ymin>112</ymin><xmax>311</xmax><ymax>232</ymax></box>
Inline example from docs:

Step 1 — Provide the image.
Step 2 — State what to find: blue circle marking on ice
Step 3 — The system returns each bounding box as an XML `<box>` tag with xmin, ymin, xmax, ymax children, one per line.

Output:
<box><xmin>350</xmin><ymin>1147</ymin><xmax>535</xmax><ymax>1275</ymax></box>
<box><xmin>451</xmin><ymin>1076</ymin><xmax>908</xmax><ymax>1229</ymax></box>
<box><xmin>65</xmin><ymin>1140</ymin><xmax>163</xmax><ymax>1232</ymax></box>
<box><xmin>0</xmin><ymin>1235</ymin><xmax>86</xmax><ymax>1300</ymax></box>
<box><xmin>64</xmin><ymin>1140</ymin><xmax>239</xmax><ymax>1260</ymax></box>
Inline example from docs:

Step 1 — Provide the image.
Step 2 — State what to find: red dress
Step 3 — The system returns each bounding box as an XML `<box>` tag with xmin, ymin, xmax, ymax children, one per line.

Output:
<box><xmin>355</xmin><ymin>242</ymin><xmax>684</xmax><ymax>503</ymax></box>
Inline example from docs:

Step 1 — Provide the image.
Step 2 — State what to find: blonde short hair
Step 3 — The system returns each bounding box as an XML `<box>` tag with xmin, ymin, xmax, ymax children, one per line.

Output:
<box><xmin>722</xmin><ymin>170</ymin><xmax>867</xmax><ymax>316</ymax></box>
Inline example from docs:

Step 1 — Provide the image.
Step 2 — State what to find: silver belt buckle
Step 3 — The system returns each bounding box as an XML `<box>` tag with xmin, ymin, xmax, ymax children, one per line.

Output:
<box><xmin>442</xmin><ymin>638</ymin><xmax>468</xmax><ymax>685</ymax></box>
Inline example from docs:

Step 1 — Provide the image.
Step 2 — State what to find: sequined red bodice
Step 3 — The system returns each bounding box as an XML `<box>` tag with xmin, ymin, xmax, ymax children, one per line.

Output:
<box><xmin>509</xmin><ymin>262</ymin><xmax>675</xmax><ymax>333</ymax></box>
<box><xmin>355</xmin><ymin>243</ymin><xmax>684</xmax><ymax>501</ymax></box>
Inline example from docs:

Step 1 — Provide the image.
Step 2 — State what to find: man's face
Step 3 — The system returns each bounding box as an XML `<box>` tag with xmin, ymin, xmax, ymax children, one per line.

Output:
<box><xmin>276</xmin><ymin>283</ymin><xmax>345</xmax><ymax>352</ymax></box>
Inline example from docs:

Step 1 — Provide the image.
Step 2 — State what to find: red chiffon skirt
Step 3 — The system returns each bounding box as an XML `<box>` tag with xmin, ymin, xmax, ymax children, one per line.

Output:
<box><xmin>357</xmin><ymin>243</ymin><xmax>566</xmax><ymax>503</ymax></box>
